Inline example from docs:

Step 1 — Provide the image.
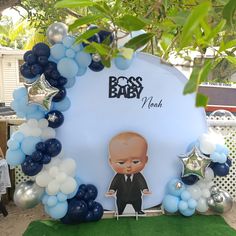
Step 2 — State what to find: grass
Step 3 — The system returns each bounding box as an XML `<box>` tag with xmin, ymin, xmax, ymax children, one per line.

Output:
<box><xmin>23</xmin><ymin>215</ymin><xmax>236</xmax><ymax>236</ymax></box>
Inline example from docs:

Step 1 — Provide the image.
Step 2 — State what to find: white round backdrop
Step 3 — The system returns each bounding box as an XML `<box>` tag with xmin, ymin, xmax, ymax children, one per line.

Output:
<box><xmin>57</xmin><ymin>53</ymin><xmax>207</xmax><ymax>210</ymax></box>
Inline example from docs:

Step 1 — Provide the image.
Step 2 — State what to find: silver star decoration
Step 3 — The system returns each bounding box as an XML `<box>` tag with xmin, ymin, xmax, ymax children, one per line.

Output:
<box><xmin>24</xmin><ymin>74</ymin><xmax>59</xmax><ymax>111</ymax></box>
<box><xmin>48</xmin><ymin>113</ymin><xmax>58</xmax><ymax>122</ymax></box>
<box><xmin>179</xmin><ymin>146</ymin><xmax>211</xmax><ymax>178</ymax></box>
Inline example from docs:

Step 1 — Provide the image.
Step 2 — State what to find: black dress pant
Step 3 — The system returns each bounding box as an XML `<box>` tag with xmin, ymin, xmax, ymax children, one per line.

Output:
<box><xmin>117</xmin><ymin>198</ymin><xmax>141</xmax><ymax>215</ymax></box>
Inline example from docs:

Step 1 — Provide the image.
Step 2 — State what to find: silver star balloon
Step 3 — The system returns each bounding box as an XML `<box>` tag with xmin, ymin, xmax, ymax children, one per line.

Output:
<box><xmin>24</xmin><ymin>74</ymin><xmax>59</xmax><ymax>110</ymax></box>
<box><xmin>179</xmin><ymin>147</ymin><xmax>211</xmax><ymax>178</ymax></box>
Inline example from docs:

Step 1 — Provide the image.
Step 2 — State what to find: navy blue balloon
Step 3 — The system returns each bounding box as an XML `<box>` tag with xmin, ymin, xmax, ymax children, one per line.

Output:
<box><xmin>86</xmin><ymin>184</ymin><xmax>98</xmax><ymax>200</ymax></box>
<box><xmin>58</xmin><ymin>76</ymin><xmax>68</xmax><ymax>87</ymax></box>
<box><xmin>41</xmin><ymin>155</ymin><xmax>51</xmax><ymax>164</ymax></box>
<box><xmin>23</xmin><ymin>50</ymin><xmax>33</xmax><ymax>62</ymax></box>
<box><xmin>181</xmin><ymin>174</ymin><xmax>199</xmax><ymax>185</ymax></box>
<box><xmin>92</xmin><ymin>202</ymin><xmax>103</xmax><ymax>221</ymax></box>
<box><xmin>25</xmin><ymin>53</ymin><xmax>37</xmax><ymax>65</ymax></box>
<box><xmin>85</xmin><ymin>211</ymin><xmax>95</xmax><ymax>222</ymax></box>
<box><xmin>31</xmin><ymin>151</ymin><xmax>44</xmax><ymax>163</ymax></box>
<box><xmin>44</xmin><ymin>138</ymin><xmax>62</xmax><ymax>157</ymax></box>
<box><xmin>46</xmin><ymin>78</ymin><xmax>59</xmax><ymax>87</ymax></box>
<box><xmin>31</xmin><ymin>64</ymin><xmax>43</xmax><ymax>76</ymax></box>
<box><xmin>79</xmin><ymin>184</ymin><xmax>88</xmax><ymax>192</ymax></box>
<box><xmin>89</xmin><ymin>60</ymin><xmax>104</xmax><ymax>72</ymax></box>
<box><xmin>51</xmin><ymin>70</ymin><xmax>61</xmax><ymax>80</ymax></box>
<box><xmin>38</xmin><ymin>56</ymin><xmax>49</xmax><ymax>66</ymax></box>
<box><xmin>32</xmin><ymin>43</ymin><xmax>50</xmax><ymax>57</ymax></box>
<box><xmin>76</xmin><ymin>189</ymin><xmax>85</xmax><ymax>200</ymax></box>
<box><xmin>87</xmin><ymin>200</ymin><xmax>95</xmax><ymax>210</ymax></box>
<box><xmin>98</xmin><ymin>30</ymin><xmax>114</xmax><ymax>44</ymax></box>
<box><xmin>45</xmin><ymin>110</ymin><xmax>64</xmax><ymax>128</ymax></box>
<box><xmin>226</xmin><ymin>158</ymin><xmax>232</xmax><ymax>167</ymax></box>
<box><xmin>212</xmin><ymin>162</ymin><xmax>229</xmax><ymax>176</ymax></box>
<box><xmin>68</xmin><ymin>199</ymin><xmax>88</xmax><ymax>222</ymax></box>
<box><xmin>35</xmin><ymin>142</ymin><xmax>46</xmax><ymax>153</ymax></box>
<box><xmin>52</xmin><ymin>87</ymin><xmax>66</xmax><ymax>102</ymax></box>
<box><xmin>60</xmin><ymin>212</ymin><xmax>74</xmax><ymax>225</ymax></box>
<box><xmin>21</xmin><ymin>159</ymin><xmax>43</xmax><ymax>176</ymax></box>
<box><xmin>20</xmin><ymin>63</ymin><xmax>35</xmax><ymax>79</ymax></box>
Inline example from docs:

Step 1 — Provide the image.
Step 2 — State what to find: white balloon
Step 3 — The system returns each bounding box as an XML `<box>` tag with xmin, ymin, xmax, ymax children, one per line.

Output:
<box><xmin>31</xmin><ymin>128</ymin><xmax>42</xmax><ymax>137</ymax></box>
<box><xmin>28</xmin><ymin>119</ymin><xmax>38</xmax><ymax>128</ymax></box>
<box><xmin>46</xmin><ymin>180</ymin><xmax>60</xmax><ymax>195</ymax></box>
<box><xmin>204</xmin><ymin>168</ymin><xmax>214</xmax><ymax>182</ymax></box>
<box><xmin>49</xmin><ymin>166</ymin><xmax>59</xmax><ymax>178</ymax></box>
<box><xmin>59</xmin><ymin>177</ymin><xmax>77</xmax><ymax>194</ymax></box>
<box><xmin>201</xmin><ymin>188</ymin><xmax>211</xmax><ymax>198</ymax></box>
<box><xmin>55</xmin><ymin>172</ymin><xmax>67</xmax><ymax>184</ymax></box>
<box><xmin>38</xmin><ymin>119</ymin><xmax>49</xmax><ymax>129</ymax></box>
<box><xmin>59</xmin><ymin>159</ymin><xmax>76</xmax><ymax>176</ymax></box>
<box><xmin>36</xmin><ymin>172</ymin><xmax>52</xmax><ymax>187</ymax></box>
<box><xmin>199</xmin><ymin>137</ymin><xmax>216</xmax><ymax>154</ymax></box>
<box><xmin>196</xmin><ymin>198</ymin><xmax>209</xmax><ymax>213</ymax></box>
<box><xmin>44</xmin><ymin>157</ymin><xmax>61</xmax><ymax>170</ymax></box>
<box><xmin>206</xmin><ymin>181</ymin><xmax>214</xmax><ymax>189</ymax></box>
<box><xmin>41</xmin><ymin>128</ymin><xmax>56</xmax><ymax>140</ymax></box>
<box><xmin>187</xmin><ymin>185</ymin><xmax>202</xmax><ymax>200</ymax></box>
<box><xmin>19</xmin><ymin>123</ymin><xmax>31</xmax><ymax>136</ymax></box>
<box><xmin>197</xmin><ymin>180</ymin><xmax>207</xmax><ymax>189</ymax></box>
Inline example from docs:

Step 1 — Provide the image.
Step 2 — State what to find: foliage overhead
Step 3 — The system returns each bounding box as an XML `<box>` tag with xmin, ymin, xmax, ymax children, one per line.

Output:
<box><xmin>1</xmin><ymin>0</ymin><xmax>236</xmax><ymax>107</ymax></box>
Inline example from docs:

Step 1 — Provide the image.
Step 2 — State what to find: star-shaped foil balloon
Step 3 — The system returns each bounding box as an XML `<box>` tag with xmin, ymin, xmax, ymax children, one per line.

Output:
<box><xmin>24</xmin><ymin>74</ymin><xmax>59</xmax><ymax>110</ymax></box>
<box><xmin>179</xmin><ymin>147</ymin><xmax>211</xmax><ymax>178</ymax></box>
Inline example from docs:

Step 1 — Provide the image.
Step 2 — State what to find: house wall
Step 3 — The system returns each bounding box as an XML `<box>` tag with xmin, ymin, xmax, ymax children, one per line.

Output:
<box><xmin>0</xmin><ymin>52</ymin><xmax>24</xmax><ymax>106</ymax></box>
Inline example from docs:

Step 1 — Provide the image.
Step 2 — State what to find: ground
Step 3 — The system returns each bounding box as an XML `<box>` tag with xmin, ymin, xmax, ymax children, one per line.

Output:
<box><xmin>0</xmin><ymin>202</ymin><xmax>235</xmax><ymax>236</ymax></box>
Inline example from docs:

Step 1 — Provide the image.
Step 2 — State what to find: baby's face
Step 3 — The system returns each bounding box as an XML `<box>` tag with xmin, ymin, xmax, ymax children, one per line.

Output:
<box><xmin>109</xmin><ymin>136</ymin><xmax>147</xmax><ymax>174</ymax></box>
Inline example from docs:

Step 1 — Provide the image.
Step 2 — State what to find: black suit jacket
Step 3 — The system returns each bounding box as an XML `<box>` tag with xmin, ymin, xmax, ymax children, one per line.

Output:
<box><xmin>109</xmin><ymin>173</ymin><xmax>148</xmax><ymax>202</ymax></box>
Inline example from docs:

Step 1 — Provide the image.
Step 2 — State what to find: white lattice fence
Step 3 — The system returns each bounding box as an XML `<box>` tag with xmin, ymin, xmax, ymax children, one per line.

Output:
<box><xmin>207</xmin><ymin>115</ymin><xmax>236</xmax><ymax>201</ymax></box>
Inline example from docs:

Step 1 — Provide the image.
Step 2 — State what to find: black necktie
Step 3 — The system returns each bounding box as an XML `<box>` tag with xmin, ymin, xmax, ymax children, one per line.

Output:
<box><xmin>126</xmin><ymin>175</ymin><xmax>131</xmax><ymax>185</ymax></box>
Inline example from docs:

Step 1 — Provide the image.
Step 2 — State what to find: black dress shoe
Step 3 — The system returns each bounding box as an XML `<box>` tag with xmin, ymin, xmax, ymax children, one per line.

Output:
<box><xmin>0</xmin><ymin>201</ymin><xmax>8</xmax><ymax>217</ymax></box>
<box><xmin>137</xmin><ymin>211</ymin><xmax>145</xmax><ymax>215</ymax></box>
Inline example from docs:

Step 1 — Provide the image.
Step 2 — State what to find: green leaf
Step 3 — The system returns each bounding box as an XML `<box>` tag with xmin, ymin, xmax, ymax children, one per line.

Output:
<box><xmin>55</xmin><ymin>0</ymin><xmax>95</xmax><ymax>8</ymax></box>
<box><xmin>84</xmin><ymin>42</ymin><xmax>110</xmax><ymax>55</ymax></box>
<box><xmin>196</xmin><ymin>93</ymin><xmax>209</xmax><ymax>107</ymax></box>
<box><xmin>219</xmin><ymin>39</ymin><xmax>236</xmax><ymax>52</ymax></box>
<box><xmin>184</xmin><ymin>60</ymin><xmax>212</xmax><ymax>94</ymax></box>
<box><xmin>204</xmin><ymin>19</ymin><xmax>226</xmax><ymax>41</ymax></box>
<box><xmin>75</xmin><ymin>28</ymin><xmax>100</xmax><ymax>44</ymax></box>
<box><xmin>119</xmin><ymin>47</ymin><xmax>134</xmax><ymax>60</ymax></box>
<box><xmin>117</xmin><ymin>15</ymin><xmax>147</xmax><ymax>31</ymax></box>
<box><xmin>226</xmin><ymin>56</ymin><xmax>236</xmax><ymax>65</ymax></box>
<box><xmin>69</xmin><ymin>14</ymin><xmax>103</xmax><ymax>31</ymax></box>
<box><xmin>124</xmin><ymin>33</ymin><xmax>154</xmax><ymax>51</ymax></box>
<box><xmin>223</xmin><ymin>0</ymin><xmax>236</xmax><ymax>26</ymax></box>
<box><xmin>179</xmin><ymin>2</ymin><xmax>211</xmax><ymax>48</ymax></box>
<box><xmin>101</xmin><ymin>56</ymin><xmax>111</xmax><ymax>68</ymax></box>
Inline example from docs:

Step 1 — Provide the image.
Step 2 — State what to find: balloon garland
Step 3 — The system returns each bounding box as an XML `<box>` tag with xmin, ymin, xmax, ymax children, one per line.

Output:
<box><xmin>6</xmin><ymin>22</ymin><xmax>233</xmax><ymax>222</ymax></box>
<box><xmin>162</xmin><ymin>131</ymin><xmax>233</xmax><ymax>216</ymax></box>
<box><xmin>6</xmin><ymin>22</ymin><xmax>134</xmax><ymax>223</ymax></box>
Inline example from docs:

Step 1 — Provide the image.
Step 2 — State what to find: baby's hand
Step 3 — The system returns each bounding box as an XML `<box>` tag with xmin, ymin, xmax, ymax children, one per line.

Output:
<box><xmin>105</xmin><ymin>190</ymin><xmax>115</xmax><ymax>196</ymax></box>
<box><xmin>143</xmin><ymin>189</ymin><xmax>152</xmax><ymax>195</ymax></box>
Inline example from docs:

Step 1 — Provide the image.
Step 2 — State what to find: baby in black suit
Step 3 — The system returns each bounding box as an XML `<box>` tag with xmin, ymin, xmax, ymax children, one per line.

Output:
<box><xmin>106</xmin><ymin>132</ymin><xmax>151</xmax><ymax>215</ymax></box>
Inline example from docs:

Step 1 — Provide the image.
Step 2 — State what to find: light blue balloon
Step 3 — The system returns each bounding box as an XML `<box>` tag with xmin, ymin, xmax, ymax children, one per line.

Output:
<box><xmin>48</xmin><ymin>56</ymin><xmax>58</xmax><ymax>63</ymax></box>
<box><xmin>21</xmin><ymin>136</ymin><xmax>41</xmax><ymax>155</ymax></box>
<box><xmin>7</xmin><ymin>139</ymin><xmax>20</xmax><ymax>150</ymax></box>
<box><xmin>13</xmin><ymin>87</ymin><xmax>27</xmax><ymax>100</ymax></box>
<box><xmin>186</xmin><ymin>140</ymin><xmax>199</xmax><ymax>153</ymax></box>
<box><xmin>16</xmin><ymin>111</ymin><xmax>26</xmax><ymax>118</ymax></box>
<box><xmin>215</xmin><ymin>144</ymin><xmax>229</xmax><ymax>157</ymax></box>
<box><xmin>62</xmin><ymin>35</ymin><xmax>75</xmax><ymax>48</ymax></box>
<box><xmin>75</xmin><ymin>51</ymin><xmax>92</xmax><ymax>68</ymax></box>
<box><xmin>114</xmin><ymin>55</ymin><xmax>133</xmax><ymax>70</ymax></box>
<box><xmin>52</xmin><ymin>97</ymin><xmax>71</xmax><ymax>112</ymax></box>
<box><xmin>77</xmin><ymin>66</ymin><xmax>87</xmax><ymax>76</ymax></box>
<box><xmin>178</xmin><ymin>200</ymin><xmax>188</xmax><ymax>211</ymax></box>
<box><xmin>210</xmin><ymin>152</ymin><xmax>221</xmax><ymax>162</ymax></box>
<box><xmin>188</xmin><ymin>199</ymin><xmax>197</xmax><ymax>209</ymax></box>
<box><xmin>18</xmin><ymin>97</ymin><xmax>29</xmax><ymax>112</ymax></box>
<box><xmin>42</xmin><ymin>194</ymin><xmax>49</xmax><ymax>205</ymax></box>
<box><xmin>12</xmin><ymin>132</ymin><xmax>25</xmax><ymax>142</ymax></box>
<box><xmin>6</xmin><ymin>148</ymin><xmax>25</xmax><ymax>166</ymax></box>
<box><xmin>26</xmin><ymin>104</ymin><xmax>39</xmax><ymax>114</ymax></box>
<box><xmin>66</xmin><ymin>48</ymin><xmax>76</xmax><ymax>58</ymax></box>
<box><xmin>26</xmin><ymin>109</ymin><xmax>45</xmax><ymax>120</ymax></box>
<box><xmin>47</xmin><ymin>201</ymin><xmax>68</xmax><ymax>219</ymax></box>
<box><xmin>162</xmin><ymin>195</ymin><xmax>179</xmax><ymax>213</ymax></box>
<box><xmin>47</xmin><ymin>196</ymin><xmax>58</xmax><ymax>207</ymax></box>
<box><xmin>57</xmin><ymin>192</ymin><xmax>67</xmax><ymax>202</ymax></box>
<box><xmin>179</xmin><ymin>207</ymin><xmax>195</xmax><ymax>217</ymax></box>
<box><xmin>57</xmin><ymin>58</ymin><xmax>78</xmax><ymax>79</ymax></box>
<box><xmin>181</xmin><ymin>190</ymin><xmax>191</xmax><ymax>201</ymax></box>
<box><xmin>71</xmin><ymin>43</ymin><xmax>83</xmax><ymax>52</ymax></box>
<box><xmin>167</xmin><ymin>178</ymin><xmax>185</xmax><ymax>196</ymax></box>
<box><xmin>50</xmin><ymin>43</ymin><xmax>66</xmax><ymax>60</ymax></box>
<box><xmin>11</xmin><ymin>101</ymin><xmax>18</xmax><ymax>111</ymax></box>
<box><xmin>64</xmin><ymin>77</ymin><xmax>76</xmax><ymax>88</ymax></box>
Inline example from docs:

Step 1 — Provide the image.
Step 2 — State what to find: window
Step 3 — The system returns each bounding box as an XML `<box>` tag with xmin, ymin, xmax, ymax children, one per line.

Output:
<box><xmin>18</xmin><ymin>59</ymin><xmax>24</xmax><ymax>83</ymax></box>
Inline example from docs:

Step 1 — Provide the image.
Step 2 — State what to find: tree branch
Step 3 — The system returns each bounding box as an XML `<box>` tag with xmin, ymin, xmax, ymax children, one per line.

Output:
<box><xmin>0</xmin><ymin>0</ymin><xmax>21</xmax><ymax>13</ymax></box>
<box><xmin>64</xmin><ymin>9</ymin><xmax>83</xmax><ymax>18</ymax></box>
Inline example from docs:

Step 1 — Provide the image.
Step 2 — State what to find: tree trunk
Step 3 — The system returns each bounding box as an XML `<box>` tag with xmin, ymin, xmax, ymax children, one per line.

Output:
<box><xmin>0</xmin><ymin>0</ymin><xmax>20</xmax><ymax>13</ymax></box>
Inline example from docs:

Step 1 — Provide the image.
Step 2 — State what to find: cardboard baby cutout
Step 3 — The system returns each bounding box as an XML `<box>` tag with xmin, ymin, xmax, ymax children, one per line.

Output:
<box><xmin>106</xmin><ymin>132</ymin><xmax>151</xmax><ymax>216</ymax></box>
